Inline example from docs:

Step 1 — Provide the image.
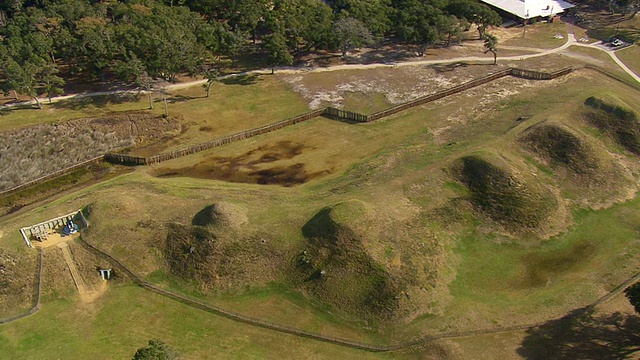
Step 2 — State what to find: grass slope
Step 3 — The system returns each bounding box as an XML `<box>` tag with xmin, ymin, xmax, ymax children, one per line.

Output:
<box><xmin>1</xmin><ymin>68</ymin><xmax>640</xmax><ymax>358</ymax></box>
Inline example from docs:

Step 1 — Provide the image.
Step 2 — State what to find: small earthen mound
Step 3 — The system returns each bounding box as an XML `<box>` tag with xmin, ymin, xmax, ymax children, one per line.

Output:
<box><xmin>449</xmin><ymin>155</ymin><xmax>554</xmax><ymax>230</ymax></box>
<box><xmin>191</xmin><ymin>203</ymin><xmax>248</xmax><ymax>229</ymax></box>
<box><xmin>584</xmin><ymin>97</ymin><xmax>640</xmax><ymax>155</ymax></box>
<box><xmin>519</xmin><ymin>123</ymin><xmax>599</xmax><ymax>176</ymax></box>
<box><xmin>164</xmin><ymin>224</ymin><xmax>218</xmax><ymax>286</ymax></box>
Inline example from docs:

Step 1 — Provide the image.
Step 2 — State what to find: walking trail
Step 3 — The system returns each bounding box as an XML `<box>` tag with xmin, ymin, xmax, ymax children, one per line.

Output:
<box><xmin>59</xmin><ymin>242</ymin><xmax>87</xmax><ymax>295</ymax></box>
<box><xmin>2</xmin><ymin>20</ymin><xmax>638</xmax><ymax>109</ymax></box>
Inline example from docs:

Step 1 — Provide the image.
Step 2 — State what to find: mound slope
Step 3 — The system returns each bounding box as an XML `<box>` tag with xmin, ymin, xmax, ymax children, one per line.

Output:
<box><xmin>519</xmin><ymin>123</ymin><xmax>599</xmax><ymax>176</ymax></box>
<box><xmin>163</xmin><ymin>223</ymin><xmax>283</xmax><ymax>291</ymax></box>
<box><xmin>584</xmin><ymin>96</ymin><xmax>640</xmax><ymax>155</ymax></box>
<box><xmin>298</xmin><ymin>202</ymin><xmax>399</xmax><ymax>319</ymax></box>
<box><xmin>191</xmin><ymin>203</ymin><xmax>248</xmax><ymax>229</ymax></box>
<box><xmin>449</xmin><ymin>155</ymin><xmax>555</xmax><ymax>230</ymax></box>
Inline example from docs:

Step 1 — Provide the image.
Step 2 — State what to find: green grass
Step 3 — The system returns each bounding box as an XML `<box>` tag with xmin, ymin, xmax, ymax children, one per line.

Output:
<box><xmin>566</xmin><ymin>45</ymin><xmax>637</xmax><ymax>83</ymax></box>
<box><xmin>2</xmin><ymin>64</ymin><xmax>640</xmax><ymax>357</ymax></box>
<box><xmin>616</xmin><ymin>44</ymin><xmax>640</xmax><ymax>76</ymax></box>
<box><xmin>0</xmin><ymin>285</ymin><xmax>400</xmax><ymax>359</ymax></box>
<box><xmin>502</xmin><ymin>21</ymin><xmax>568</xmax><ymax>49</ymax></box>
<box><xmin>0</xmin><ymin>76</ymin><xmax>309</xmax><ymax>155</ymax></box>
<box><xmin>413</xmin><ymin>197</ymin><xmax>640</xmax><ymax>332</ymax></box>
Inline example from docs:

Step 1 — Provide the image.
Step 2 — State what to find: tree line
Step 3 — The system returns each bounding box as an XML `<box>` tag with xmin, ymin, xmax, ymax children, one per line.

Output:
<box><xmin>0</xmin><ymin>0</ymin><xmax>503</xmax><ymax>107</ymax></box>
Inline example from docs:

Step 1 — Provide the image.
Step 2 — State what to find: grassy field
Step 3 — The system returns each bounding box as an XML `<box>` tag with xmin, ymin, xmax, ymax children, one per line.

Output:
<box><xmin>616</xmin><ymin>44</ymin><xmax>640</xmax><ymax>76</ymax></box>
<box><xmin>1</xmin><ymin>49</ymin><xmax>640</xmax><ymax>358</ymax></box>
<box><xmin>564</xmin><ymin>45</ymin><xmax>638</xmax><ymax>83</ymax></box>
<box><xmin>501</xmin><ymin>21</ymin><xmax>568</xmax><ymax>49</ymax></box>
<box><xmin>0</xmin><ymin>75</ymin><xmax>309</xmax><ymax>154</ymax></box>
<box><xmin>0</xmin><ymin>284</ymin><xmax>407</xmax><ymax>360</ymax></box>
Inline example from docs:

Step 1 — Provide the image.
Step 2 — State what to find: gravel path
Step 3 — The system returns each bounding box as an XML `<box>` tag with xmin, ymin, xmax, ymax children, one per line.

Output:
<box><xmin>2</xmin><ymin>22</ymin><xmax>638</xmax><ymax>110</ymax></box>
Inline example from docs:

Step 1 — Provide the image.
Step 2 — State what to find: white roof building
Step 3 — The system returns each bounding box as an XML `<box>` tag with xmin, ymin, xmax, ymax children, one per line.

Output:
<box><xmin>479</xmin><ymin>0</ymin><xmax>575</xmax><ymax>19</ymax></box>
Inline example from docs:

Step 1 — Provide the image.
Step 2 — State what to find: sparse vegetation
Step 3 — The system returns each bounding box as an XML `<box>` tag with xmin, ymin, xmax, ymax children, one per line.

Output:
<box><xmin>584</xmin><ymin>96</ymin><xmax>640</xmax><ymax>154</ymax></box>
<box><xmin>2</xmin><ymin>27</ymin><xmax>640</xmax><ymax>358</ymax></box>
<box><xmin>449</xmin><ymin>155</ymin><xmax>555</xmax><ymax>230</ymax></box>
<box><xmin>519</xmin><ymin>123</ymin><xmax>599</xmax><ymax>176</ymax></box>
<box><xmin>298</xmin><ymin>203</ymin><xmax>399</xmax><ymax>319</ymax></box>
<box><xmin>0</xmin><ymin>113</ymin><xmax>179</xmax><ymax>191</ymax></box>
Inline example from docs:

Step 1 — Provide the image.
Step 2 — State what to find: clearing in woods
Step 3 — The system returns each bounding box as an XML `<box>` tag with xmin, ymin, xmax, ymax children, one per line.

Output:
<box><xmin>2</xmin><ymin>21</ymin><xmax>640</xmax><ymax>359</ymax></box>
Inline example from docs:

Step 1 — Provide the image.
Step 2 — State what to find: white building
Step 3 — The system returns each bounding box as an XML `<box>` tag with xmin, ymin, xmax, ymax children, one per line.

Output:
<box><xmin>480</xmin><ymin>0</ymin><xmax>575</xmax><ymax>19</ymax></box>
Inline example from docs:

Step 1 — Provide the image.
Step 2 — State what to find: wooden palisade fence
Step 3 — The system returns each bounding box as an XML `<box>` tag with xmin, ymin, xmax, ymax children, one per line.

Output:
<box><xmin>0</xmin><ymin>66</ymin><xmax>574</xmax><ymax>197</ymax></box>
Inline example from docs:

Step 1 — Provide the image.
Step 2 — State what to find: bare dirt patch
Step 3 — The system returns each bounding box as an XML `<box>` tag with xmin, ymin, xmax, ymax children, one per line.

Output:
<box><xmin>282</xmin><ymin>63</ymin><xmax>509</xmax><ymax>110</ymax></box>
<box><xmin>153</xmin><ymin>140</ymin><xmax>332</xmax><ymax>187</ymax></box>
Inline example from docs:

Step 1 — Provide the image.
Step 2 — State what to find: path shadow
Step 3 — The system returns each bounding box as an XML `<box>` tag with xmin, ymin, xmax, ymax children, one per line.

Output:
<box><xmin>51</xmin><ymin>93</ymin><xmax>139</xmax><ymax>110</ymax></box>
<box><xmin>517</xmin><ymin>309</ymin><xmax>640</xmax><ymax>359</ymax></box>
<box><xmin>221</xmin><ymin>74</ymin><xmax>260</xmax><ymax>85</ymax></box>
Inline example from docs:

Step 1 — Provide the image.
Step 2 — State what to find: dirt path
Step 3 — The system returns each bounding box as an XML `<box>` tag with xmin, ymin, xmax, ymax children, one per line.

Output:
<box><xmin>59</xmin><ymin>243</ymin><xmax>87</xmax><ymax>295</ymax></box>
<box><xmin>2</xmin><ymin>21</ymin><xmax>638</xmax><ymax>110</ymax></box>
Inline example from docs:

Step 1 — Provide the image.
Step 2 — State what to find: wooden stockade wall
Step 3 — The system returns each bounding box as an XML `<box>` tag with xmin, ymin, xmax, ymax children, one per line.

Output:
<box><xmin>0</xmin><ymin>67</ymin><xmax>574</xmax><ymax>196</ymax></box>
<box><xmin>103</xmin><ymin>67</ymin><xmax>573</xmax><ymax>167</ymax></box>
<box><xmin>323</xmin><ymin>107</ymin><xmax>369</xmax><ymax>122</ymax></box>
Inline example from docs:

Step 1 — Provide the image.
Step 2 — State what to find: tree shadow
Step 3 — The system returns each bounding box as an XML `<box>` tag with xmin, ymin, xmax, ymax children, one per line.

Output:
<box><xmin>51</xmin><ymin>93</ymin><xmax>139</xmax><ymax>110</ymax></box>
<box><xmin>166</xmin><ymin>94</ymin><xmax>194</xmax><ymax>103</ymax></box>
<box><xmin>220</xmin><ymin>74</ymin><xmax>260</xmax><ymax>85</ymax></box>
<box><xmin>0</xmin><ymin>104</ymin><xmax>39</xmax><ymax>115</ymax></box>
<box><xmin>518</xmin><ymin>309</ymin><xmax>640</xmax><ymax>359</ymax></box>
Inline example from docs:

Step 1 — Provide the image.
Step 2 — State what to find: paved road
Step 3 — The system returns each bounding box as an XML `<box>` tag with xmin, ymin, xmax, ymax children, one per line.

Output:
<box><xmin>3</xmin><ymin>25</ymin><xmax>638</xmax><ymax>109</ymax></box>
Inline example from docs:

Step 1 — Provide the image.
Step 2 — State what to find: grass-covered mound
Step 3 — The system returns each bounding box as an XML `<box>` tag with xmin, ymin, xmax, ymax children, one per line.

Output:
<box><xmin>191</xmin><ymin>203</ymin><xmax>248</xmax><ymax>229</ymax></box>
<box><xmin>449</xmin><ymin>155</ymin><xmax>556</xmax><ymax>230</ymax></box>
<box><xmin>519</xmin><ymin>123</ymin><xmax>599</xmax><ymax>176</ymax></box>
<box><xmin>583</xmin><ymin>96</ymin><xmax>640</xmax><ymax>155</ymax></box>
<box><xmin>298</xmin><ymin>202</ymin><xmax>400</xmax><ymax>319</ymax></box>
<box><xmin>163</xmin><ymin>222</ymin><xmax>284</xmax><ymax>291</ymax></box>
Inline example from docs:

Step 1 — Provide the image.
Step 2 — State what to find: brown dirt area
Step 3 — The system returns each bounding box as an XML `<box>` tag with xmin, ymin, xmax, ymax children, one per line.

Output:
<box><xmin>153</xmin><ymin>140</ymin><xmax>332</xmax><ymax>187</ymax></box>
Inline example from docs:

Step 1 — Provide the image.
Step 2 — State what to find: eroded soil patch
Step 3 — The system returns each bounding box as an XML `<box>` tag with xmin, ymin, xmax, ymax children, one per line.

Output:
<box><xmin>154</xmin><ymin>141</ymin><xmax>331</xmax><ymax>186</ymax></box>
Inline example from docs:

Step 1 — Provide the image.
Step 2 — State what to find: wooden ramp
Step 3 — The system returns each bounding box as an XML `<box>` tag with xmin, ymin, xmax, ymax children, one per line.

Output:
<box><xmin>59</xmin><ymin>243</ymin><xmax>87</xmax><ymax>294</ymax></box>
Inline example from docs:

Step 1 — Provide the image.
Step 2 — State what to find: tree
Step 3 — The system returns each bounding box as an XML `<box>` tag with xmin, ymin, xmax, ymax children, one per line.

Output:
<box><xmin>625</xmin><ymin>282</ymin><xmax>640</xmax><ymax>313</ymax></box>
<box><xmin>263</xmin><ymin>30</ymin><xmax>293</xmax><ymax>74</ymax></box>
<box><xmin>473</xmin><ymin>4</ymin><xmax>501</xmax><ymax>39</ymax></box>
<box><xmin>394</xmin><ymin>0</ymin><xmax>445</xmax><ymax>56</ymax></box>
<box><xmin>327</xmin><ymin>0</ymin><xmax>393</xmax><ymax>37</ymax></box>
<box><xmin>202</xmin><ymin>67</ymin><xmax>219</xmax><ymax>98</ymax></box>
<box><xmin>132</xmin><ymin>339</ymin><xmax>179</xmax><ymax>360</ymax></box>
<box><xmin>483</xmin><ymin>33</ymin><xmax>498</xmax><ymax>65</ymax></box>
<box><xmin>333</xmin><ymin>17</ymin><xmax>375</xmax><ymax>58</ymax></box>
<box><xmin>136</xmin><ymin>71</ymin><xmax>155</xmax><ymax>110</ymax></box>
<box><xmin>40</xmin><ymin>63</ymin><xmax>64</xmax><ymax>103</ymax></box>
<box><xmin>436</xmin><ymin>14</ymin><xmax>463</xmax><ymax>47</ymax></box>
<box><xmin>2</xmin><ymin>59</ymin><xmax>42</xmax><ymax>108</ymax></box>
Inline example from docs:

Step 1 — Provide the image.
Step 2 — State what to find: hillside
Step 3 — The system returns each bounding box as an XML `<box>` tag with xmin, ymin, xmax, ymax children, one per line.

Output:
<box><xmin>1</xmin><ymin>60</ymin><xmax>640</xmax><ymax>358</ymax></box>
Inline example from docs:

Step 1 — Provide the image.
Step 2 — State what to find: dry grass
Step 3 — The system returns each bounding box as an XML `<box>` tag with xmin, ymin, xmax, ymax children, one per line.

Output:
<box><xmin>0</xmin><ymin>113</ymin><xmax>178</xmax><ymax>191</ymax></box>
<box><xmin>500</xmin><ymin>21</ymin><xmax>568</xmax><ymax>49</ymax></box>
<box><xmin>1</xmin><ymin>55</ymin><xmax>640</xmax><ymax>358</ymax></box>
<box><xmin>616</xmin><ymin>44</ymin><xmax>640</xmax><ymax>76</ymax></box>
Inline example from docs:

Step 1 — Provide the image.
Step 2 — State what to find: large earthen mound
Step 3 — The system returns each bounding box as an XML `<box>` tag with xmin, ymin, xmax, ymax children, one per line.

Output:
<box><xmin>298</xmin><ymin>202</ymin><xmax>399</xmax><ymax>319</ymax></box>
